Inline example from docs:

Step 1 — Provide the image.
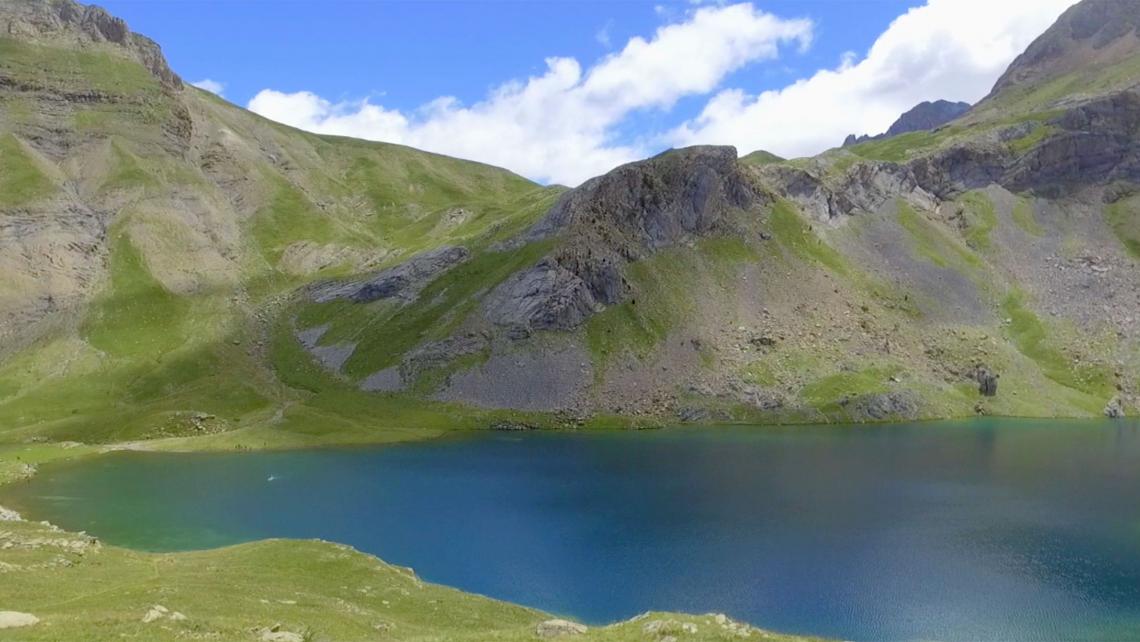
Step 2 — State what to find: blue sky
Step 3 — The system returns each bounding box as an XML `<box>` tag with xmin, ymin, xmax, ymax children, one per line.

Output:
<box><xmin>102</xmin><ymin>0</ymin><xmax>1074</xmax><ymax>185</ymax></box>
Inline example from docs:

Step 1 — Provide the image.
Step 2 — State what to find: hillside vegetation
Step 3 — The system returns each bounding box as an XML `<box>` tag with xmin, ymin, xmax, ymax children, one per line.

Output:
<box><xmin>1</xmin><ymin>0</ymin><xmax>1138</xmax><ymax>454</ymax></box>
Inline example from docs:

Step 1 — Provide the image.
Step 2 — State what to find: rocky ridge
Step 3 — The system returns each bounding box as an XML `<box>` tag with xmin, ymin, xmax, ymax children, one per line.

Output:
<box><xmin>843</xmin><ymin>99</ymin><xmax>970</xmax><ymax>147</ymax></box>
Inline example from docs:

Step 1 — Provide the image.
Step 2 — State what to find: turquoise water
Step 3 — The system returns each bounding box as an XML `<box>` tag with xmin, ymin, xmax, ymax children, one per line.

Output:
<box><xmin>6</xmin><ymin>418</ymin><xmax>1140</xmax><ymax>641</ymax></box>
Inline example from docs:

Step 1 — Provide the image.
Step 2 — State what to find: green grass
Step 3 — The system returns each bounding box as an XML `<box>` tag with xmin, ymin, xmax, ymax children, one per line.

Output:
<box><xmin>102</xmin><ymin>141</ymin><xmax>159</xmax><ymax>191</ymax></box>
<box><xmin>251</xmin><ymin>177</ymin><xmax>351</xmax><ymax>266</ymax></box>
<box><xmin>0</xmin><ymin>134</ymin><xmax>54</xmax><ymax>206</ymax></box>
<box><xmin>1007</xmin><ymin>123</ymin><xmax>1059</xmax><ymax>154</ymax></box>
<box><xmin>0</xmin><ymin>229</ymin><xmax>276</xmax><ymax>443</ymax></box>
<box><xmin>327</xmin><ymin>141</ymin><xmax>560</xmax><ymax>253</ymax></box>
<box><xmin>767</xmin><ymin>200</ymin><xmax>849</xmax><ymax>275</ymax></box>
<box><xmin>739</xmin><ymin>149</ymin><xmax>785</xmax><ymax>166</ymax></box>
<box><xmin>0</xmin><ymin>37</ymin><xmax>165</xmax><ymax>96</ymax></box>
<box><xmin>741</xmin><ymin>360</ymin><xmax>778</xmax><ymax>386</ymax></box>
<box><xmin>981</xmin><ymin>54</ymin><xmax>1140</xmax><ymax>118</ymax></box>
<box><xmin>846</xmin><ymin>129</ymin><xmax>953</xmax><ymax>163</ymax></box>
<box><xmin>82</xmin><ymin>230</ymin><xmax>192</xmax><ymax>358</ymax></box>
<box><xmin>958</xmin><ymin>191</ymin><xmax>998</xmax><ymax>252</ymax></box>
<box><xmin>800</xmin><ymin>365</ymin><xmax>901</xmax><ymax>413</ymax></box>
<box><xmin>0</xmin><ymin>37</ymin><xmax>175</xmax><ymax>143</ymax></box>
<box><xmin>247</xmin><ymin>145</ymin><xmax>559</xmax><ymax>275</ymax></box>
<box><xmin>585</xmin><ymin>250</ymin><xmax>692</xmax><ymax>367</ymax></box>
<box><xmin>0</xmin><ymin>514</ymin><xmax>823</xmax><ymax>642</ymax></box>
<box><xmin>1011</xmin><ymin>197</ymin><xmax>1044</xmax><ymax>236</ymax></box>
<box><xmin>585</xmin><ymin>236</ymin><xmax>755</xmax><ymax>369</ymax></box>
<box><xmin>1106</xmin><ymin>196</ymin><xmax>1140</xmax><ymax>259</ymax></box>
<box><xmin>1001</xmin><ymin>292</ymin><xmax>1113</xmax><ymax>399</ymax></box>
<box><xmin>896</xmin><ymin>200</ymin><xmax>983</xmax><ymax>270</ymax></box>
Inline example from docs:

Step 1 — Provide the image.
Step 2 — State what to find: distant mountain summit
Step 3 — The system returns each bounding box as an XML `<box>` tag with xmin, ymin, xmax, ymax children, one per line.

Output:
<box><xmin>883</xmin><ymin>100</ymin><xmax>971</xmax><ymax>137</ymax></box>
<box><xmin>843</xmin><ymin>100</ymin><xmax>970</xmax><ymax>147</ymax></box>
<box><xmin>987</xmin><ymin>0</ymin><xmax>1140</xmax><ymax>99</ymax></box>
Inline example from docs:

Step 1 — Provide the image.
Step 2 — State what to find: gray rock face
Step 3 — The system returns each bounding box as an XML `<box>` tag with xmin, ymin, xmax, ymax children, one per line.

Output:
<box><xmin>399</xmin><ymin>334</ymin><xmax>488</xmax><ymax>387</ymax></box>
<box><xmin>1105</xmin><ymin>397</ymin><xmax>1125</xmax><ymax>418</ymax></box>
<box><xmin>359</xmin><ymin>366</ymin><xmax>402</xmax><ymax>392</ymax></box>
<box><xmin>490</xmin><ymin>146</ymin><xmax>758</xmax><ymax>334</ymax></box>
<box><xmin>909</xmin><ymin>91</ymin><xmax>1140</xmax><ymax>198</ymax></box>
<box><xmin>975</xmin><ymin>367</ymin><xmax>999</xmax><ymax>397</ymax></box>
<box><xmin>851</xmin><ymin>391</ymin><xmax>920</xmax><ymax>421</ymax></box>
<box><xmin>763</xmin><ymin>161</ymin><xmax>938</xmax><ymax>221</ymax></box>
<box><xmin>435</xmin><ymin>338</ymin><xmax>590</xmax><ymax>411</ymax></box>
<box><xmin>818</xmin><ymin>90</ymin><xmax>1140</xmax><ymax>209</ymax></box>
<box><xmin>309</xmin><ymin>246</ymin><xmax>469</xmax><ymax>304</ymax></box>
<box><xmin>530</xmin><ymin>145</ymin><xmax>756</xmax><ymax>248</ymax></box>
<box><xmin>483</xmin><ymin>259</ymin><xmax>601</xmax><ymax>332</ymax></box>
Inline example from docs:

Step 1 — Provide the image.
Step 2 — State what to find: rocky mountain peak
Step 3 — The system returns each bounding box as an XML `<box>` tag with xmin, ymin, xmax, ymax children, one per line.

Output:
<box><xmin>482</xmin><ymin>145</ymin><xmax>760</xmax><ymax>336</ymax></box>
<box><xmin>1</xmin><ymin>0</ymin><xmax>182</xmax><ymax>88</ymax></box>
<box><xmin>885</xmin><ymin>100</ymin><xmax>971</xmax><ymax>137</ymax></box>
<box><xmin>530</xmin><ymin>145</ymin><xmax>756</xmax><ymax>249</ymax></box>
<box><xmin>843</xmin><ymin>99</ymin><xmax>970</xmax><ymax>147</ymax></box>
<box><xmin>987</xmin><ymin>0</ymin><xmax>1140</xmax><ymax>98</ymax></box>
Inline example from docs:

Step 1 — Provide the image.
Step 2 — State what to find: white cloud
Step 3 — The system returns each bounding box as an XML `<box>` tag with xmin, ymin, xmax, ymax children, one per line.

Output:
<box><xmin>595</xmin><ymin>19</ymin><xmax>614</xmax><ymax>49</ymax></box>
<box><xmin>670</xmin><ymin>0</ymin><xmax>1077</xmax><ymax>158</ymax></box>
<box><xmin>191</xmin><ymin>78</ymin><xmax>225</xmax><ymax>96</ymax></box>
<box><xmin>247</xmin><ymin>3</ymin><xmax>811</xmax><ymax>185</ymax></box>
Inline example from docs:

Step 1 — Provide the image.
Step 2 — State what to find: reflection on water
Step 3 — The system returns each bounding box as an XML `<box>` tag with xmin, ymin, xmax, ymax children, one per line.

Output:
<box><xmin>5</xmin><ymin>418</ymin><xmax>1140</xmax><ymax>641</ymax></box>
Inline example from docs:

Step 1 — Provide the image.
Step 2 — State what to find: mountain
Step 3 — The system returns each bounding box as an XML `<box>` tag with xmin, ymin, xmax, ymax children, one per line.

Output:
<box><xmin>987</xmin><ymin>0</ymin><xmax>1140</xmax><ymax>100</ymax></box>
<box><xmin>843</xmin><ymin>99</ymin><xmax>971</xmax><ymax>147</ymax></box>
<box><xmin>0</xmin><ymin>0</ymin><xmax>1137</xmax><ymax>452</ymax></box>
<box><xmin>0</xmin><ymin>0</ymin><xmax>562</xmax><ymax>443</ymax></box>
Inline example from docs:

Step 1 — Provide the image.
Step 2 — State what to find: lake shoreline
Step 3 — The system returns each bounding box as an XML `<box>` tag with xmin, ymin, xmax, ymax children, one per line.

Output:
<box><xmin>6</xmin><ymin>419</ymin><xmax>1139</xmax><ymax>641</ymax></box>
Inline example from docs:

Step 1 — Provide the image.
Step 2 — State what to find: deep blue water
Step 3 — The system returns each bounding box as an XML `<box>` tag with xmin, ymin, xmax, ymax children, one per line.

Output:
<box><xmin>6</xmin><ymin>419</ymin><xmax>1140</xmax><ymax>641</ymax></box>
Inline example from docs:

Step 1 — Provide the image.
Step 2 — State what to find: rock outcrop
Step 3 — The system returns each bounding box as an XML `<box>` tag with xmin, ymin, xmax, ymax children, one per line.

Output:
<box><xmin>0</xmin><ymin>612</ymin><xmax>39</xmax><ymax>629</ymax></box>
<box><xmin>488</xmin><ymin>146</ymin><xmax>760</xmax><ymax>333</ymax></box>
<box><xmin>760</xmin><ymin>160</ymin><xmax>938</xmax><ymax>221</ymax></box>
<box><xmin>483</xmin><ymin>259</ymin><xmax>602</xmax><ymax>333</ymax></box>
<box><xmin>536</xmin><ymin>619</ymin><xmax>587</xmax><ymax>637</ymax></box>
<box><xmin>1105</xmin><ymin>397</ymin><xmax>1125</xmax><ymax>417</ymax></box>
<box><xmin>0</xmin><ymin>0</ymin><xmax>182</xmax><ymax>88</ymax></box>
<box><xmin>309</xmin><ymin>246</ymin><xmax>470</xmax><ymax>304</ymax></box>
<box><xmin>975</xmin><ymin>367</ymin><xmax>999</xmax><ymax>397</ymax></box>
<box><xmin>530</xmin><ymin>145</ymin><xmax>757</xmax><ymax>248</ymax></box>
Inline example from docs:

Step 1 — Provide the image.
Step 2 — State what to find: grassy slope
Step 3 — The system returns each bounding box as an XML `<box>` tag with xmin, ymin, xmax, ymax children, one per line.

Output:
<box><xmin>2</xmin><ymin>23</ymin><xmax>1134</xmax><ymax>448</ymax></box>
<box><xmin>0</xmin><ymin>133</ymin><xmax>54</xmax><ymax>206</ymax></box>
<box><xmin>0</xmin><ymin>33</ymin><xmax>567</xmax><ymax>447</ymax></box>
<box><xmin>0</xmin><ymin>518</ymin><xmax>822</xmax><ymax>642</ymax></box>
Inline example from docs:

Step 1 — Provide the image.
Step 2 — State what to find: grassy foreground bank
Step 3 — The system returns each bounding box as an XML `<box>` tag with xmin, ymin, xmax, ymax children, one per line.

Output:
<box><xmin>0</xmin><ymin>444</ymin><xmax>826</xmax><ymax>642</ymax></box>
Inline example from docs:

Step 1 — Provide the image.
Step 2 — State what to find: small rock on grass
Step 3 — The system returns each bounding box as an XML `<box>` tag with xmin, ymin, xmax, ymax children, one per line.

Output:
<box><xmin>0</xmin><ymin>611</ymin><xmax>39</xmax><ymax>629</ymax></box>
<box><xmin>142</xmin><ymin>605</ymin><xmax>168</xmax><ymax>623</ymax></box>
<box><xmin>536</xmin><ymin>618</ymin><xmax>588</xmax><ymax>637</ymax></box>
<box><xmin>259</xmin><ymin>624</ymin><xmax>305</xmax><ymax>642</ymax></box>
